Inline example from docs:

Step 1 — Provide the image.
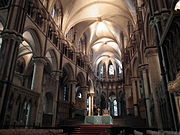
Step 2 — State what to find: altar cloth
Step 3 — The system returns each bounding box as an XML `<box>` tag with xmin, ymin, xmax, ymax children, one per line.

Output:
<box><xmin>84</xmin><ymin>116</ymin><xmax>113</xmax><ymax>125</ymax></box>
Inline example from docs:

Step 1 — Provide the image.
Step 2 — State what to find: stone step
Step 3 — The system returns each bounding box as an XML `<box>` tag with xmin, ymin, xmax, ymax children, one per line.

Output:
<box><xmin>70</xmin><ymin>125</ymin><xmax>111</xmax><ymax>135</ymax></box>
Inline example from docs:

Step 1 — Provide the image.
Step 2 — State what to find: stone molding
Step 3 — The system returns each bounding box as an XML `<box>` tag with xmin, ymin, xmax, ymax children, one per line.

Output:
<box><xmin>68</xmin><ymin>80</ymin><xmax>77</xmax><ymax>85</ymax></box>
<box><xmin>81</xmin><ymin>86</ymin><xmax>89</xmax><ymax>91</ymax></box>
<box><xmin>51</xmin><ymin>70</ymin><xmax>63</xmax><ymax>80</ymax></box>
<box><xmin>168</xmin><ymin>72</ymin><xmax>180</xmax><ymax>93</ymax></box>
<box><xmin>131</xmin><ymin>77</ymin><xmax>140</xmax><ymax>81</ymax></box>
<box><xmin>138</xmin><ymin>64</ymin><xmax>149</xmax><ymax>72</ymax></box>
<box><xmin>124</xmin><ymin>84</ymin><xmax>132</xmax><ymax>89</ymax></box>
<box><xmin>1</xmin><ymin>29</ymin><xmax>23</xmax><ymax>42</ymax></box>
<box><xmin>32</xmin><ymin>57</ymin><xmax>47</xmax><ymax>65</ymax></box>
<box><xmin>144</xmin><ymin>46</ymin><xmax>158</xmax><ymax>57</ymax></box>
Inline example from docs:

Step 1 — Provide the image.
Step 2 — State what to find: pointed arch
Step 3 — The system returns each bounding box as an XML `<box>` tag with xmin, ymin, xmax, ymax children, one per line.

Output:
<box><xmin>45</xmin><ymin>49</ymin><xmax>58</xmax><ymax>71</ymax></box>
<box><xmin>76</xmin><ymin>72</ymin><xmax>86</xmax><ymax>86</ymax></box>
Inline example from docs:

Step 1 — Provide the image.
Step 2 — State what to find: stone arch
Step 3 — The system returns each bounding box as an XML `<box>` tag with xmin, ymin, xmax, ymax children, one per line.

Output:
<box><xmin>76</xmin><ymin>72</ymin><xmax>86</xmax><ymax>87</ymax></box>
<box><xmin>13</xmin><ymin>29</ymin><xmax>42</xmax><ymax>88</ymax></box>
<box><xmin>45</xmin><ymin>48</ymin><xmax>58</xmax><ymax>71</ymax></box>
<box><xmin>109</xmin><ymin>91</ymin><xmax>116</xmax><ymax>99</ymax></box>
<box><xmin>62</xmin><ymin>63</ymin><xmax>75</xmax><ymax>81</ymax></box>
<box><xmin>108</xmin><ymin>91</ymin><xmax>117</xmax><ymax>116</ymax></box>
<box><xmin>22</xmin><ymin>28</ymin><xmax>42</xmax><ymax>56</ymax></box>
<box><xmin>60</xmin><ymin>63</ymin><xmax>75</xmax><ymax>102</ymax></box>
<box><xmin>108</xmin><ymin>60</ymin><xmax>115</xmax><ymax>76</ymax></box>
<box><xmin>48</xmin><ymin>0</ymin><xmax>63</xmax><ymax>27</ymax></box>
<box><xmin>96</xmin><ymin>61</ymin><xmax>106</xmax><ymax>77</ymax></box>
<box><xmin>88</xmin><ymin>79</ymin><xmax>94</xmax><ymax>94</ymax></box>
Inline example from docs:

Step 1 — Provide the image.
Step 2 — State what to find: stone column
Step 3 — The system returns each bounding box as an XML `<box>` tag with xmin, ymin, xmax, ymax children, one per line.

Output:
<box><xmin>124</xmin><ymin>85</ymin><xmax>132</xmax><ymax>115</ymax></box>
<box><xmin>51</xmin><ymin>70</ymin><xmax>62</xmax><ymax>127</ymax></box>
<box><xmin>68</xmin><ymin>80</ymin><xmax>77</xmax><ymax>104</ymax></box>
<box><xmin>131</xmin><ymin>77</ymin><xmax>139</xmax><ymax>117</ymax></box>
<box><xmin>0</xmin><ymin>0</ymin><xmax>27</xmax><ymax>127</ymax></box>
<box><xmin>81</xmin><ymin>86</ymin><xmax>88</xmax><ymax>116</ymax></box>
<box><xmin>31</xmin><ymin>57</ymin><xmax>46</xmax><ymax>92</ymax></box>
<box><xmin>138</xmin><ymin>64</ymin><xmax>152</xmax><ymax>127</ymax></box>
<box><xmin>68</xmin><ymin>80</ymin><xmax>77</xmax><ymax>118</ymax></box>
<box><xmin>88</xmin><ymin>93</ymin><xmax>94</xmax><ymax>116</ymax></box>
<box><xmin>30</xmin><ymin>57</ymin><xmax>46</xmax><ymax>126</ymax></box>
<box><xmin>145</xmin><ymin>46</ymin><xmax>163</xmax><ymax>129</ymax></box>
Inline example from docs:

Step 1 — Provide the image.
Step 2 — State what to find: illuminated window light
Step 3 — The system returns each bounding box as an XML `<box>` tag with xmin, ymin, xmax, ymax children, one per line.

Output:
<box><xmin>175</xmin><ymin>1</ymin><xmax>180</xmax><ymax>11</ymax></box>
<box><xmin>109</xmin><ymin>65</ymin><xmax>114</xmax><ymax>75</ymax></box>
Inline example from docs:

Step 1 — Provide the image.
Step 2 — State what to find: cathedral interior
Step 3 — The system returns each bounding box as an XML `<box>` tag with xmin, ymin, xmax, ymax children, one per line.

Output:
<box><xmin>0</xmin><ymin>0</ymin><xmax>180</xmax><ymax>134</ymax></box>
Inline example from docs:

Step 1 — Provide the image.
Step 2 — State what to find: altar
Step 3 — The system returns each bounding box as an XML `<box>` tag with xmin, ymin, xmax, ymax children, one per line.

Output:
<box><xmin>84</xmin><ymin>116</ymin><xmax>113</xmax><ymax>125</ymax></box>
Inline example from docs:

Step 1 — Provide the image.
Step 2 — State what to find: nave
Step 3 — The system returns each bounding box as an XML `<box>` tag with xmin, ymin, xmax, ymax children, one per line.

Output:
<box><xmin>0</xmin><ymin>0</ymin><xmax>180</xmax><ymax>134</ymax></box>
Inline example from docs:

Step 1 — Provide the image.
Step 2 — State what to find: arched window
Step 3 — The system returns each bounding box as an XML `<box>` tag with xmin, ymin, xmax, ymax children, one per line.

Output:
<box><xmin>100</xmin><ymin>65</ymin><xmax>103</xmax><ymax>75</ymax></box>
<box><xmin>76</xmin><ymin>87</ymin><xmax>82</xmax><ymax>99</ymax></box>
<box><xmin>118</xmin><ymin>66</ymin><xmax>122</xmax><ymax>74</ymax></box>
<box><xmin>87</xmin><ymin>96</ymin><xmax>90</xmax><ymax>113</ymax></box>
<box><xmin>0</xmin><ymin>22</ymin><xmax>3</xmax><ymax>50</ymax></box>
<box><xmin>175</xmin><ymin>0</ymin><xmax>180</xmax><ymax>11</ymax></box>
<box><xmin>50</xmin><ymin>2</ymin><xmax>62</xmax><ymax>27</ymax></box>
<box><xmin>63</xmin><ymin>85</ymin><xmax>69</xmax><ymax>101</ymax></box>
<box><xmin>109</xmin><ymin>64</ymin><xmax>114</xmax><ymax>75</ymax></box>
<box><xmin>78</xmin><ymin>93</ymin><xmax>82</xmax><ymax>98</ymax></box>
<box><xmin>21</xmin><ymin>101</ymin><xmax>32</xmax><ymax>126</ymax></box>
<box><xmin>113</xmin><ymin>100</ymin><xmax>118</xmax><ymax>116</ymax></box>
<box><xmin>51</xmin><ymin>6</ymin><xmax>56</xmax><ymax>18</ymax></box>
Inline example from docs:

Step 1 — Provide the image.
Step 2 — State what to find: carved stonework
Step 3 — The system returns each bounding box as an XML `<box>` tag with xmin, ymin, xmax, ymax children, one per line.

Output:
<box><xmin>124</xmin><ymin>84</ymin><xmax>132</xmax><ymax>89</ymax></box>
<box><xmin>144</xmin><ymin>46</ymin><xmax>158</xmax><ymax>57</ymax></box>
<box><xmin>1</xmin><ymin>29</ymin><xmax>23</xmax><ymax>42</ymax></box>
<box><xmin>51</xmin><ymin>70</ymin><xmax>63</xmax><ymax>80</ymax></box>
<box><xmin>33</xmin><ymin>57</ymin><xmax>47</xmax><ymax>65</ymax></box>
<box><xmin>168</xmin><ymin>72</ymin><xmax>180</xmax><ymax>93</ymax></box>
<box><xmin>138</xmin><ymin>64</ymin><xmax>148</xmax><ymax>72</ymax></box>
<box><xmin>68</xmin><ymin>80</ymin><xmax>77</xmax><ymax>85</ymax></box>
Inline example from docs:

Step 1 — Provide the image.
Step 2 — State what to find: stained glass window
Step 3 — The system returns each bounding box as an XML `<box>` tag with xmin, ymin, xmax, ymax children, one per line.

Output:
<box><xmin>109</xmin><ymin>65</ymin><xmax>114</xmax><ymax>75</ymax></box>
<box><xmin>113</xmin><ymin>100</ymin><xmax>118</xmax><ymax>116</ymax></box>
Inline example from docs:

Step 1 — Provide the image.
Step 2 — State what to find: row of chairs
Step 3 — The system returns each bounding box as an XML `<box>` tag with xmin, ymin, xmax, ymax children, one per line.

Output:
<box><xmin>0</xmin><ymin>129</ymin><xmax>64</xmax><ymax>135</ymax></box>
<box><xmin>134</xmin><ymin>130</ymin><xmax>180</xmax><ymax>135</ymax></box>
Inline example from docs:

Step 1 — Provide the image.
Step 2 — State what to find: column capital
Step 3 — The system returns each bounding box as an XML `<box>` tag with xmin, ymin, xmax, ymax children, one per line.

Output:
<box><xmin>68</xmin><ymin>80</ymin><xmax>77</xmax><ymax>85</ymax></box>
<box><xmin>88</xmin><ymin>92</ymin><xmax>94</xmax><ymax>97</ymax></box>
<box><xmin>161</xmin><ymin>12</ymin><xmax>170</xmax><ymax>21</ymax></box>
<box><xmin>154</xmin><ymin>15</ymin><xmax>161</xmax><ymax>24</ymax></box>
<box><xmin>144</xmin><ymin>46</ymin><xmax>158</xmax><ymax>57</ymax></box>
<box><xmin>124</xmin><ymin>84</ymin><xmax>132</xmax><ymax>89</ymax></box>
<box><xmin>1</xmin><ymin>29</ymin><xmax>23</xmax><ymax>42</ymax></box>
<box><xmin>81</xmin><ymin>86</ymin><xmax>89</xmax><ymax>92</ymax></box>
<box><xmin>131</xmin><ymin>77</ymin><xmax>140</xmax><ymax>81</ymax></box>
<box><xmin>138</xmin><ymin>64</ymin><xmax>148</xmax><ymax>72</ymax></box>
<box><xmin>51</xmin><ymin>70</ymin><xmax>63</xmax><ymax>80</ymax></box>
<box><xmin>33</xmin><ymin>57</ymin><xmax>47</xmax><ymax>65</ymax></box>
<box><xmin>149</xmin><ymin>19</ymin><xmax>156</xmax><ymax>26</ymax></box>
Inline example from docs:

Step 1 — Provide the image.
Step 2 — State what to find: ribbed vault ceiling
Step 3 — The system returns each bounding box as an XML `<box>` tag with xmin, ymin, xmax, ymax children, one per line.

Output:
<box><xmin>60</xmin><ymin>0</ymin><xmax>137</xmax><ymax>70</ymax></box>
